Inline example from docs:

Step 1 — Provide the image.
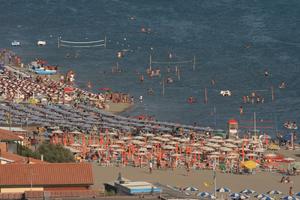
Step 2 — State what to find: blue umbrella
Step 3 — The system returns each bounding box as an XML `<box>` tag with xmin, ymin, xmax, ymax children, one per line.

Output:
<box><xmin>268</xmin><ymin>190</ymin><xmax>282</xmax><ymax>195</ymax></box>
<box><xmin>260</xmin><ymin>196</ymin><xmax>274</xmax><ymax>200</ymax></box>
<box><xmin>230</xmin><ymin>193</ymin><xmax>249</xmax><ymax>200</ymax></box>
<box><xmin>197</xmin><ymin>192</ymin><xmax>216</xmax><ymax>199</ymax></box>
<box><xmin>217</xmin><ymin>187</ymin><xmax>231</xmax><ymax>193</ymax></box>
<box><xmin>281</xmin><ymin>196</ymin><xmax>299</xmax><ymax>200</ymax></box>
<box><xmin>295</xmin><ymin>193</ymin><xmax>300</xmax><ymax>197</ymax></box>
<box><xmin>229</xmin><ymin>193</ymin><xmax>241</xmax><ymax>199</ymax></box>
<box><xmin>183</xmin><ymin>186</ymin><xmax>198</xmax><ymax>192</ymax></box>
<box><xmin>240</xmin><ymin>189</ymin><xmax>256</xmax><ymax>195</ymax></box>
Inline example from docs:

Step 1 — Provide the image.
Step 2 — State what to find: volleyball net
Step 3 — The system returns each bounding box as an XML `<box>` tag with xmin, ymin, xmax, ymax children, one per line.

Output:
<box><xmin>58</xmin><ymin>37</ymin><xmax>106</xmax><ymax>48</ymax></box>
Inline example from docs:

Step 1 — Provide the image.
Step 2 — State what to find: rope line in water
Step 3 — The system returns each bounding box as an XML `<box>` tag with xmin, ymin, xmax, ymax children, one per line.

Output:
<box><xmin>152</xmin><ymin>60</ymin><xmax>193</xmax><ymax>64</ymax></box>
<box><xmin>60</xmin><ymin>44</ymin><xmax>105</xmax><ymax>48</ymax></box>
<box><xmin>60</xmin><ymin>40</ymin><xmax>105</xmax><ymax>44</ymax></box>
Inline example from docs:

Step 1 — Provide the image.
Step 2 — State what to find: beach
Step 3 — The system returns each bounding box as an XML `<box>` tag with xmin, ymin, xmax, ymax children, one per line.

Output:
<box><xmin>92</xmin><ymin>164</ymin><xmax>300</xmax><ymax>194</ymax></box>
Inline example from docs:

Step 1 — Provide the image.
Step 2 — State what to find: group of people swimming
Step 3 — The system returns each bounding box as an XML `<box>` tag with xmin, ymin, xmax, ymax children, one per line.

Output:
<box><xmin>242</xmin><ymin>92</ymin><xmax>265</xmax><ymax>104</ymax></box>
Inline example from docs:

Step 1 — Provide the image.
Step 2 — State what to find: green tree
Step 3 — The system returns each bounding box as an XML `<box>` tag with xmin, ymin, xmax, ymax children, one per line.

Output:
<box><xmin>17</xmin><ymin>145</ymin><xmax>41</xmax><ymax>159</ymax></box>
<box><xmin>37</xmin><ymin>143</ymin><xmax>75</xmax><ymax>163</ymax></box>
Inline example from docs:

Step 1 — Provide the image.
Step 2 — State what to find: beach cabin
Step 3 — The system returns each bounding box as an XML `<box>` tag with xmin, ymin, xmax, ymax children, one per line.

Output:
<box><xmin>227</xmin><ymin>119</ymin><xmax>238</xmax><ymax>139</ymax></box>
<box><xmin>105</xmin><ymin>176</ymin><xmax>162</xmax><ymax>196</ymax></box>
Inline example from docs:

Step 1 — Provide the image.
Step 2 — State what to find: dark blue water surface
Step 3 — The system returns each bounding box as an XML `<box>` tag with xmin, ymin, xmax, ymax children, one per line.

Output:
<box><xmin>1</xmin><ymin>0</ymin><xmax>300</xmax><ymax>135</ymax></box>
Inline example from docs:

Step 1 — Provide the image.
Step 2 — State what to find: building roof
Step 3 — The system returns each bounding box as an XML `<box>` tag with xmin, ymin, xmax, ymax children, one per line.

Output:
<box><xmin>0</xmin><ymin>151</ymin><xmax>45</xmax><ymax>164</ymax></box>
<box><xmin>0</xmin><ymin>163</ymin><xmax>93</xmax><ymax>186</ymax></box>
<box><xmin>0</xmin><ymin>129</ymin><xmax>22</xmax><ymax>141</ymax></box>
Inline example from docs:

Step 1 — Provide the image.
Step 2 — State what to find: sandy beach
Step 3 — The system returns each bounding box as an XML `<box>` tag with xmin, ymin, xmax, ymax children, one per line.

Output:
<box><xmin>92</xmin><ymin>164</ymin><xmax>299</xmax><ymax>195</ymax></box>
<box><xmin>91</xmin><ymin>148</ymin><xmax>300</xmax><ymax>194</ymax></box>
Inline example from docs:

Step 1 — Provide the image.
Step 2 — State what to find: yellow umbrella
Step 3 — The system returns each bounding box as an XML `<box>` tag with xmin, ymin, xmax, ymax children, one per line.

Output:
<box><xmin>241</xmin><ymin>160</ymin><xmax>258</xmax><ymax>170</ymax></box>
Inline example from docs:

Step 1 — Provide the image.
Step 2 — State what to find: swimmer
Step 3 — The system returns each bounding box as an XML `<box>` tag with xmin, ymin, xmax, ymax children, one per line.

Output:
<box><xmin>279</xmin><ymin>81</ymin><xmax>286</xmax><ymax>89</ymax></box>
<box><xmin>139</xmin><ymin>95</ymin><xmax>143</xmax><ymax>103</ymax></box>
<box><xmin>264</xmin><ymin>69</ymin><xmax>269</xmax><ymax>77</ymax></box>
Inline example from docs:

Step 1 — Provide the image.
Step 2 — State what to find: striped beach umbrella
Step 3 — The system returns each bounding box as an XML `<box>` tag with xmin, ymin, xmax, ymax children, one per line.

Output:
<box><xmin>197</xmin><ymin>192</ymin><xmax>216</xmax><ymax>199</ymax></box>
<box><xmin>281</xmin><ymin>196</ymin><xmax>299</xmax><ymax>200</ymax></box>
<box><xmin>268</xmin><ymin>190</ymin><xmax>282</xmax><ymax>195</ymax></box>
<box><xmin>217</xmin><ymin>187</ymin><xmax>231</xmax><ymax>193</ymax></box>
<box><xmin>240</xmin><ymin>189</ymin><xmax>256</xmax><ymax>195</ymax></box>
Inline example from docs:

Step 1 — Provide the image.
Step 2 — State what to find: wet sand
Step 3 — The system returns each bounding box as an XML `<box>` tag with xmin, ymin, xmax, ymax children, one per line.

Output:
<box><xmin>105</xmin><ymin>102</ymin><xmax>133</xmax><ymax>114</ymax></box>
<box><xmin>92</xmin><ymin>164</ymin><xmax>300</xmax><ymax>194</ymax></box>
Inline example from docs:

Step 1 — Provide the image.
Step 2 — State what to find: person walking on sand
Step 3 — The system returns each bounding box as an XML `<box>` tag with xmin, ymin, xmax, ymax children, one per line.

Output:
<box><xmin>289</xmin><ymin>186</ymin><xmax>293</xmax><ymax>196</ymax></box>
<box><xmin>185</xmin><ymin>161</ymin><xmax>190</xmax><ymax>176</ymax></box>
<box><xmin>149</xmin><ymin>160</ymin><xmax>153</xmax><ymax>174</ymax></box>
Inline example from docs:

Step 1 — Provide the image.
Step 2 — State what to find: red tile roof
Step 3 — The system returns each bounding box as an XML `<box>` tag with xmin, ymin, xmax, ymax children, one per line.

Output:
<box><xmin>0</xmin><ymin>151</ymin><xmax>45</xmax><ymax>164</ymax></box>
<box><xmin>25</xmin><ymin>190</ymin><xmax>102</xmax><ymax>199</ymax></box>
<box><xmin>0</xmin><ymin>129</ymin><xmax>22</xmax><ymax>141</ymax></box>
<box><xmin>0</xmin><ymin>163</ymin><xmax>93</xmax><ymax>186</ymax></box>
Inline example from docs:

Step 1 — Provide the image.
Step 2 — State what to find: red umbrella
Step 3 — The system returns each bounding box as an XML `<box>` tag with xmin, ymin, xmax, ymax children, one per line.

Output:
<box><xmin>64</xmin><ymin>87</ymin><xmax>74</xmax><ymax>93</ymax></box>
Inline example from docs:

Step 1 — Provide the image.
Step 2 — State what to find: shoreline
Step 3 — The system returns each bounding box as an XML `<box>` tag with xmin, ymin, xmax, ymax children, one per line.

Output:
<box><xmin>105</xmin><ymin>101</ymin><xmax>134</xmax><ymax>114</ymax></box>
<box><xmin>4</xmin><ymin>60</ymin><xmax>133</xmax><ymax>114</ymax></box>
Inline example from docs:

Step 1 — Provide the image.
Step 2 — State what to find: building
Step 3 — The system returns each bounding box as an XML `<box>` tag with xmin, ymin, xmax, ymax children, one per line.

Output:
<box><xmin>227</xmin><ymin>119</ymin><xmax>238</xmax><ymax>139</ymax></box>
<box><xmin>0</xmin><ymin>163</ymin><xmax>93</xmax><ymax>193</ymax></box>
<box><xmin>0</xmin><ymin>128</ymin><xmax>23</xmax><ymax>154</ymax></box>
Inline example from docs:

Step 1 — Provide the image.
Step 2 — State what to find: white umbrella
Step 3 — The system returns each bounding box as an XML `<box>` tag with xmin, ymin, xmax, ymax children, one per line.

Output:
<box><xmin>163</xmin><ymin>145</ymin><xmax>176</xmax><ymax>150</ymax></box>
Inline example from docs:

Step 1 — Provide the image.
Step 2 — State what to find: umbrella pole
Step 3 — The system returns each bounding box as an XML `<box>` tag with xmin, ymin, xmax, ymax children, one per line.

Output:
<box><xmin>213</xmin><ymin>158</ymin><xmax>217</xmax><ymax>197</ymax></box>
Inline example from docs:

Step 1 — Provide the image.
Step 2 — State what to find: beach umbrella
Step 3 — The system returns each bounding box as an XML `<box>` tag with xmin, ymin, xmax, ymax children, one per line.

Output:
<box><xmin>284</xmin><ymin>157</ymin><xmax>295</xmax><ymax>162</ymax></box>
<box><xmin>184</xmin><ymin>186</ymin><xmax>198</xmax><ymax>192</ymax></box>
<box><xmin>202</xmin><ymin>146</ymin><xmax>215</xmax><ymax>152</ymax></box>
<box><xmin>267</xmin><ymin>190</ymin><xmax>282</xmax><ymax>195</ymax></box>
<box><xmin>163</xmin><ymin>145</ymin><xmax>176</xmax><ymax>150</ymax></box>
<box><xmin>260</xmin><ymin>196</ymin><xmax>274</xmax><ymax>200</ymax></box>
<box><xmin>224</xmin><ymin>143</ymin><xmax>238</xmax><ymax>148</ymax></box>
<box><xmin>216</xmin><ymin>187</ymin><xmax>231</xmax><ymax>193</ymax></box>
<box><xmin>254</xmin><ymin>148</ymin><xmax>265</xmax><ymax>153</ymax></box>
<box><xmin>246</xmin><ymin>153</ymin><xmax>258</xmax><ymax>157</ymax></box>
<box><xmin>230</xmin><ymin>193</ymin><xmax>249</xmax><ymax>200</ymax></box>
<box><xmin>168</xmin><ymin>141</ymin><xmax>179</xmax><ymax>145</ymax></box>
<box><xmin>197</xmin><ymin>192</ymin><xmax>216</xmax><ymax>199</ymax></box>
<box><xmin>240</xmin><ymin>189</ymin><xmax>256</xmax><ymax>195</ymax></box>
<box><xmin>264</xmin><ymin>153</ymin><xmax>277</xmax><ymax>158</ymax></box>
<box><xmin>133</xmin><ymin>136</ymin><xmax>145</xmax><ymax>140</ymax></box>
<box><xmin>255</xmin><ymin>194</ymin><xmax>268</xmax><ymax>199</ymax></box>
<box><xmin>225</xmin><ymin>139</ymin><xmax>235</xmax><ymax>143</ymax></box>
<box><xmin>110</xmin><ymin>144</ymin><xmax>120</xmax><ymax>148</ymax></box>
<box><xmin>212</xmin><ymin>136</ymin><xmax>223</xmax><ymax>140</ymax></box>
<box><xmin>220</xmin><ymin>147</ymin><xmax>232</xmax><ymax>152</ymax></box>
<box><xmin>143</xmin><ymin>133</ymin><xmax>154</xmax><ymax>137</ymax></box>
<box><xmin>281</xmin><ymin>196</ymin><xmax>299</xmax><ymax>200</ymax></box>
<box><xmin>295</xmin><ymin>192</ymin><xmax>300</xmax><ymax>197</ymax></box>
<box><xmin>241</xmin><ymin>160</ymin><xmax>258</xmax><ymax>170</ymax></box>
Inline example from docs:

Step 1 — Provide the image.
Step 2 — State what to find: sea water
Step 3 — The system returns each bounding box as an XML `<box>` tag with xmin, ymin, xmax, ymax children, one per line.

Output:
<box><xmin>0</xmin><ymin>0</ymin><xmax>300</xmax><ymax>136</ymax></box>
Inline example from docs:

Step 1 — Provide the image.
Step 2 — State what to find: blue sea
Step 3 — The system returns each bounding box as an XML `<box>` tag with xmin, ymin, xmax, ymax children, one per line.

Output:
<box><xmin>1</xmin><ymin>0</ymin><xmax>300</xmax><ymax>136</ymax></box>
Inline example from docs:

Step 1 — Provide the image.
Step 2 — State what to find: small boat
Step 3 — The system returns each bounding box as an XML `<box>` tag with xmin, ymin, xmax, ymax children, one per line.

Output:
<box><xmin>37</xmin><ymin>40</ymin><xmax>47</xmax><ymax>46</ymax></box>
<box><xmin>29</xmin><ymin>61</ymin><xmax>57</xmax><ymax>75</ymax></box>
<box><xmin>283</xmin><ymin>122</ymin><xmax>298</xmax><ymax>130</ymax></box>
<box><xmin>220</xmin><ymin>90</ymin><xmax>231</xmax><ymax>96</ymax></box>
<box><xmin>11</xmin><ymin>41</ymin><xmax>21</xmax><ymax>46</ymax></box>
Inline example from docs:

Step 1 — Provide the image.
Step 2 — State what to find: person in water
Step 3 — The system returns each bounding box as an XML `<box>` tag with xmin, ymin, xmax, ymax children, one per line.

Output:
<box><xmin>264</xmin><ymin>69</ymin><xmax>269</xmax><ymax>77</ymax></box>
<box><xmin>279</xmin><ymin>81</ymin><xmax>286</xmax><ymax>89</ymax></box>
